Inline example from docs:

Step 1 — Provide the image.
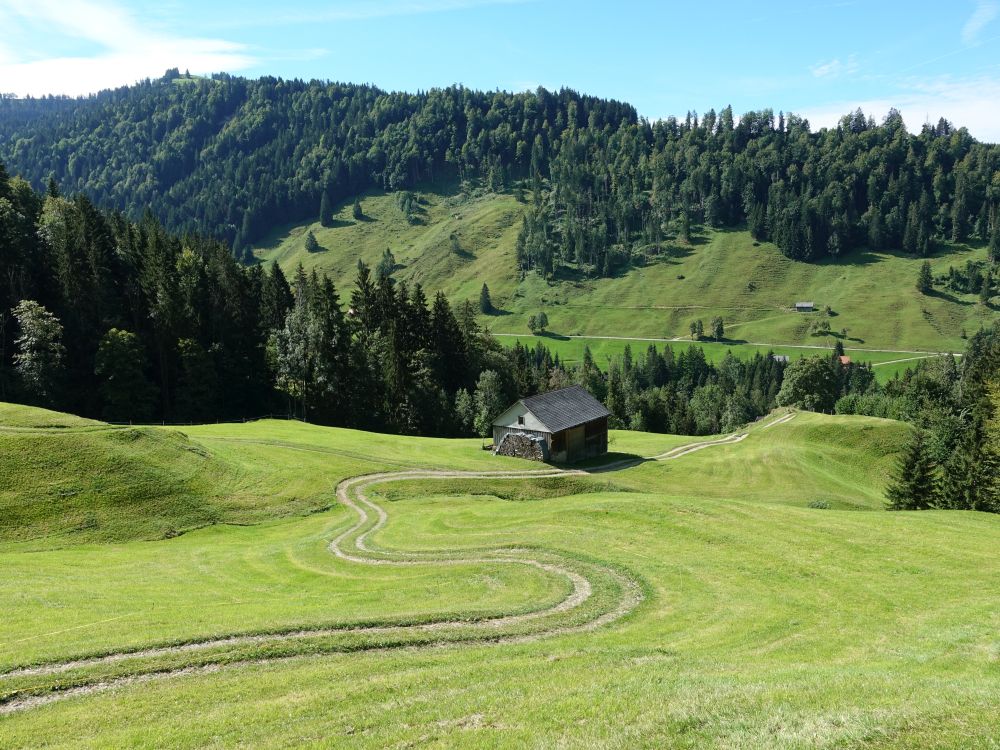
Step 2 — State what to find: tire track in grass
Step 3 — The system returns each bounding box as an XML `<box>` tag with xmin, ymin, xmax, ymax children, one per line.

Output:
<box><xmin>0</xmin><ymin>428</ymin><xmax>758</xmax><ymax>715</ymax></box>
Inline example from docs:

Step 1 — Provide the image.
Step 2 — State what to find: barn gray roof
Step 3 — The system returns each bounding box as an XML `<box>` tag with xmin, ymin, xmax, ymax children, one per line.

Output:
<box><xmin>519</xmin><ymin>385</ymin><xmax>610</xmax><ymax>433</ymax></box>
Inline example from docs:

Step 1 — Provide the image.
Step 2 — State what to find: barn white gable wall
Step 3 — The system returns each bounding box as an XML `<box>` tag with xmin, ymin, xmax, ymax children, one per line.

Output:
<box><xmin>492</xmin><ymin>402</ymin><xmax>550</xmax><ymax>433</ymax></box>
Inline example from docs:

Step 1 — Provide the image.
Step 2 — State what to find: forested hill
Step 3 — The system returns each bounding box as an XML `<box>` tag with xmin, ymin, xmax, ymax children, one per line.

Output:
<box><xmin>0</xmin><ymin>73</ymin><xmax>636</xmax><ymax>263</ymax></box>
<box><xmin>2</xmin><ymin>72</ymin><xmax>1000</xmax><ymax>279</ymax></box>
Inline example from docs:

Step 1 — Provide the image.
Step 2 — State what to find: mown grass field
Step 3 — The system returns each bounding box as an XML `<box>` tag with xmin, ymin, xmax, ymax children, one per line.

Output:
<box><xmin>496</xmin><ymin>333</ymin><xmax>948</xmax><ymax>383</ymax></box>
<box><xmin>2</xmin><ymin>403</ymin><xmax>998</xmax><ymax>747</ymax></box>
<box><xmin>255</xmin><ymin>184</ymin><xmax>999</xmax><ymax>357</ymax></box>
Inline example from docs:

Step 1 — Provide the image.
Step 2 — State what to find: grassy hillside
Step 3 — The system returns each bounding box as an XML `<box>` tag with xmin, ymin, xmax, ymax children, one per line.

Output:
<box><xmin>0</xmin><ymin>404</ymin><xmax>528</xmax><ymax>547</ymax></box>
<box><xmin>256</xmin><ymin>184</ymin><xmax>523</xmax><ymax>305</ymax></box>
<box><xmin>3</xmin><ymin>407</ymin><xmax>998</xmax><ymax>747</ymax></box>
<box><xmin>497</xmin><ymin>334</ymin><xmax>948</xmax><ymax>383</ymax></box>
<box><xmin>257</xmin><ymin>185</ymin><xmax>998</xmax><ymax>355</ymax></box>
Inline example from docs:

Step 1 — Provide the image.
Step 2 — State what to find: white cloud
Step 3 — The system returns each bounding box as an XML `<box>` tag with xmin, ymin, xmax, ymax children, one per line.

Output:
<box><xmin>795</xmin><ymin>75</ymin><xmax>1000</xmax><ymax>143</ymax></box>
<box><xmin>809</xmin><ymin>55</ymin><xmax>860</xmax><ymax>79</ymax></box>
<box><xmin>962</xmin><ymin>0</ymin><xmax>999</xmax><ymax>45</ymax></box>
<box><xmin>0</xmin><ymin>0</ymin><xmax>255</xmax><ymax>97</ymax></box>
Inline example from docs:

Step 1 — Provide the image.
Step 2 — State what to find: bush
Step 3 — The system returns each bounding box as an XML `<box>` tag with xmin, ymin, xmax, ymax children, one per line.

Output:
<box><xmin>808</xmin><ymin>499</ymin><xmax>831</xmax><ymax>509</ymax></box>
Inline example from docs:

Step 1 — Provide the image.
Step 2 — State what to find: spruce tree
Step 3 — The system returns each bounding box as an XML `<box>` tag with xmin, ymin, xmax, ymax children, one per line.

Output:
<box><xmin>376</xmin><ymin>248</ymin><xmax>396</xmax><ymax>280</ymax></box>
<box><xmin>472</xmin><ymin>370</ymin><xmax>504</xmax><ymax>437</ymax></box>
<box><xmin>319</xmin><ymin>190</ymin><xmax>333</xmax><ymax>227</ymax></box>
<box><xmin>94</xmin><ymin>329</ymin><xmax>155</xmax><ymax>422</ymax></box>
<box><xmin>479</xmin><ymin>283</ymin><xmax>493</xmax><ymax>314</ymax></box>
<box><xmin>352</xmin><ymin>198</ymin><xmax>364</xmax><ymax>221</ymax></box>
<box><xmin>885</xmin><ymin>429</ymin><xmax>938</xmax><ymax>510</ymax></box>
<box><xmin>917</xmin><ymin>261</ymin><xmax>933</xmax><ymax>294</ymax></box>
<box><xmin>304</xmin><ymin>230</ymin><xmax>320</xmax><ymax>253</ymax></box>
<box><xmin>938</xmin><ymin>420</ymin><xmax>1000</xmax><ymax>512</ymax></box>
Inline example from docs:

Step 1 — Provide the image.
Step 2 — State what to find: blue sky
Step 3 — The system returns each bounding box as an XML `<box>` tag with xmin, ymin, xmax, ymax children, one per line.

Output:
<box><xmin>2</xmin><ymin>0</ymin><xmax>1000</xmax><ymax>141</ymax></box>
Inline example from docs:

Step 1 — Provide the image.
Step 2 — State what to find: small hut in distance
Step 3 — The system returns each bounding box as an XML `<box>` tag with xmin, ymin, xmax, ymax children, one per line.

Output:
<box><xmin>795</xmin><ymin>301</ymin><xmax>815</xmax><ymax>312</ymax></box>
<box><xmin>492</xmin><ymin>385</ymin><xmax>610</xmax><ymax>463</ymax></box>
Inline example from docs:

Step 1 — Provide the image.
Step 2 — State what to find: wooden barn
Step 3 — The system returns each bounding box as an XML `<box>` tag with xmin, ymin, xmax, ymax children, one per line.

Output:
<box><xmin>492</xmin><ymin>385</ymin><xmax>610</xmax><ymax>464</ymax></box>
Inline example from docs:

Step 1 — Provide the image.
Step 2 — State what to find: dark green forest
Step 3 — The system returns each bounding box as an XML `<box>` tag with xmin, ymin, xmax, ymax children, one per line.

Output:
<box><xmin>3</xmin><ymin>72</ymin><xmax>1000</xmax><ymax>281</ymax></box>
<box><xmin>836</xmin><ymin>326</ymin><xmax>1000</xmax><ymax>512</ymax></box>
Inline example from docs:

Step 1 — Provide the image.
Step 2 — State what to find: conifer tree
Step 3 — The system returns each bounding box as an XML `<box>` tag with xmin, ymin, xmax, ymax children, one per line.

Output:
<box><xmin>260</xmin><ymin>264</ymin><xmax>294</xmax><ymax>333</ymax></box>
<box><xmin>94</xmin><ymin>328</ymin><xmax>155</xmax><ymax>421</ymax></box>
<box><xmin>479</xmin><ymin>283</ymin><xmax>493</xmax><ymax>314</ymax></box>
<box><xmin>376</xmin><ymin>248</ymin><xmax>396</xmax><ymax>280</ymax></box>
<box><xmin>472</xmin><ymin>369</ymin><xmax>505</xmax><ymax>437</ymax></box>
<box><xmin>917</xmin><ymin>261</ymin><xmax>933</xmax><ymax>294</ymax></box>
<box><xmin>885</xmin><ymin>429</ymin><xmax>938</xmax><ymax>510</ymax></box>
<box><xmin>352</xmin><ymin>198</ymin><xmax>364</xmax><ymax>221</ymax></box>
<box><xmin>304</xmin><ymin>230</ymin><xmax>319</xmax><ymax>253</ymax></box>
<box><xmin>319</xmin><ymin>190</ymin><xmax>333</xmax><ymax>227</ymax></box>
<box><xmin>938</xmin><ymin>418</ymin><xmax>1000</xmax><ymax>511</ymax></box>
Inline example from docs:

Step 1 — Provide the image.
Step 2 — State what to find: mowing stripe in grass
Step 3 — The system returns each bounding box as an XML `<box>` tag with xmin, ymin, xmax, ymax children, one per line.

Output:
<box><xmin>0</xmin><ymin>428</ymin><xmax>762</xmax><ymax>714</ymax></box>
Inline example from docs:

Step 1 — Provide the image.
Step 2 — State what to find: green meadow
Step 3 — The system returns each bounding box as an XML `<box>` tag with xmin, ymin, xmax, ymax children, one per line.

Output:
<box><xmin>494</xmin><ymin>333</ymin><xmax>948</xmax><ymax>383</ymax></box>
<box><xmin>2</xmin><ymin>403</ymin><xmax>998</xmax><ymax>747</ymax></box>
<box><xmin>256</xmin><ymin>185</ymin><xmax>999</xmax><ymax>357</ymax></box>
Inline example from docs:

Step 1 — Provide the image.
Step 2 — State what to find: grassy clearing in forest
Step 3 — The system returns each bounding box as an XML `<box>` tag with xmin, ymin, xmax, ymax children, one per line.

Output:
<box><xmin>256</xmin><ymin>185</ymin><xmax>998</xmax><ymax>355</ymax></box>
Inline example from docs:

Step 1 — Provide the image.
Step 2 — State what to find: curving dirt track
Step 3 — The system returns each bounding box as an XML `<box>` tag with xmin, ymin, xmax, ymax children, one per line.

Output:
<box><xmin>0</xmin><ymin>424</ymin><xmax>765</xmax><ymax>715</ymax></box>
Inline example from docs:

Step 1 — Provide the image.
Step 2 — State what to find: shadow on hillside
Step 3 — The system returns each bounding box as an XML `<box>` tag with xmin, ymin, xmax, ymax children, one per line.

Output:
<box><xmin>578</xmin><ymin>452</ymin><xmax>648</xmax><ymax>473</ymax></box>
<box><xmin>531</xmin><ymin>330</ymin><xmax>570</xmax><ymax>341</ymax></box>
<box><xmin>819</xmin><ymin>251</ymin><xmax>884</xmax><ymax>268</ymax></box>
<box><xmin>926</xmin><ymin>288</ymin><xmax>973</xmax><ymax>306</ymax></box>
<box><xmin>324</xmin><ymin>218</ymin><xmax>355</xmax><ymax>229</ymax></box>
<box><xmin>817</xmin><ymin>331</ymin><xmax>866</xmax><ymax>344</ymax></box>
<box><xmin>644</xmin><ymin>244</ymin><xmax>696</xmax><ymax>266</ymax></box>
<box><xmin>708</xmin><ymin>337</ymin><xmax>751</xmax><ymax>345</ymax></box>
<box><xmin>484</xmin><ymin>308</ymin><xmax>513</xmax><ymax>317</ymax></box>
<box><xmin>686</xmin><ymin>230</ymin><xmax>711</xmax><ymax>246</ymax></box>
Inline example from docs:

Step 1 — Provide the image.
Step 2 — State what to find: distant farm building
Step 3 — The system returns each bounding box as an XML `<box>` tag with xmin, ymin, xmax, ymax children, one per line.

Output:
<box><xmin>771</xmin><ymin>354</ymin><xmax>790</xmax><ymax>364</ymax></box>
<box><xmin>838</xmin><ymin>355</ymin><xmax>852</xmax><ymax>366</ymax></box>
<box><xmin>492</xmin><ymin>385</ymin><xmax>610</xmax><ymax>463</ymax></box>
<box><xmin>795</xmin><ymin>301</ymin><xmax>815</xmax><ymax>312</ymax></box>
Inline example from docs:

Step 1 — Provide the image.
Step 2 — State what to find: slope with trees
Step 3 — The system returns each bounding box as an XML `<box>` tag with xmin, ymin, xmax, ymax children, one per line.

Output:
<box><xmin>3</xmin><ymin>75</ymin><xmax>1000</xmax><ymax>277</ymax></box>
